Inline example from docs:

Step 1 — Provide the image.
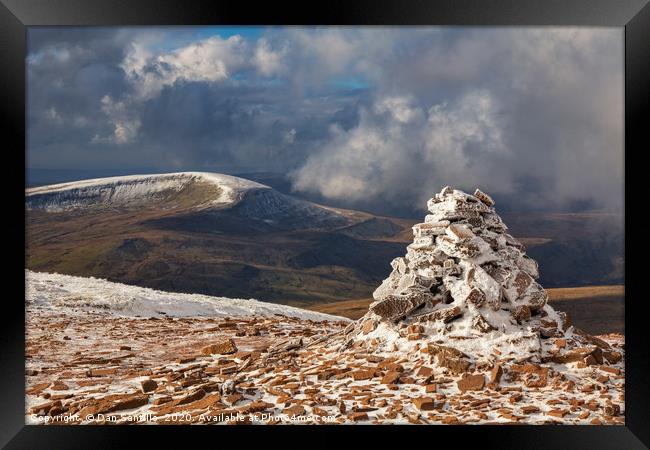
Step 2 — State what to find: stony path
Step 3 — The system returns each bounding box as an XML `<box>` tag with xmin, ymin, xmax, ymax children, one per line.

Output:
<box><xmin>26</xmin><ymin>306</ymin><xmax>624</xmax><ymax>425</ymax></box>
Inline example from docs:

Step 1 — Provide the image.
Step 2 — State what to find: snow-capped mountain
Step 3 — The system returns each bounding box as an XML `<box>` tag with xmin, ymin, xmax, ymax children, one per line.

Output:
<box><xmin>26</xmin><ymin>172</ymin><xmax>356</xmax><ymax>232</ymax></box>
<box><xmin>25</xmin><ymin>172</ymin><xmax>266</xmax><ymax>212</ymax></box>
<box><xmin>26</xmin><ymin>270</ymin><xmax>347</xmax><ymax>322</ymax></box>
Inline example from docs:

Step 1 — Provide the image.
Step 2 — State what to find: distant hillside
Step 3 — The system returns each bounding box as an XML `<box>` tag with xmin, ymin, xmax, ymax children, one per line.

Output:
<box><xmin>501</xmin><ymin>211</ymin><xmax>624</xmax><ymax>288</ymax></box>
<box><xmin>26</xmin><ymin>172</ymin><xmax>407</xmax><ymax>304</ymax></box>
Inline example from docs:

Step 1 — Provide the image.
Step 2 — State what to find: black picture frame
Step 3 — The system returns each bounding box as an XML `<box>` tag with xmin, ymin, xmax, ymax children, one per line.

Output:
<box><xmin>2</xmin><ymin>0</ymin><xmax>648</xmax><ymax>448</ymax></box>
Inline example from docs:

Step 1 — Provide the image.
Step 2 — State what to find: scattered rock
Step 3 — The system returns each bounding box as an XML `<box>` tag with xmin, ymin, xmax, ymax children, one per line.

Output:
<box><xmin>349</xmin><ymin>412</ymin><xmax>368</xmax><ymax>422</ymax></box>
<box><xmin>511</xmin><ymin>364</ymin><xmax>549</xmax><ymax>388</ymax></box>
<box><xmin>270</xmin><ymin>338</ymin><xmax>303</xmax><ymax>353</ymax></box>
<box><xmin>429</xmin><ymin>344</ymin><xmax>470</xmax><ymax>375</ymax></box>
<box><xmin>175</xmin><ymin>356</ymin><xmax>196</xmax><ymax>364</ymax></box>
<box><xmin>471</xmin><ymin>313</ymin><xmax>495</xmax><ymax>333</ymax></box>
<box><xmin>599</xmin><ymin>365</ymin><xmax>621</xmax><ymax>376</ymax></box>
<box><xmin>202</xmin><ymin>338</ymin><xmax>238</xmax><ymax>355</ymax></box>
<box><xmin>381</xmin><ymin>371</ymin><xmax>401</xmax><ymax>385</ymax></box>
<box><xmin>223</xmin><ymin>393</ymin><xmax>243</xmax><ymax>406</ymax></box>
<box><xmin>546</xmin><ymin>409</ymin><xmax>569</xmax><ymax>418</ymax></box>
<box><xmin>49</xmin><ymin>381</ymin><xmax>69</xmax><ymax>391</ymax></box>
<box><xmin>140</xmin><ymin>379</ymin><xmax>158</xmax><ymax>393</ymax></box>
<box><xmin>489</xmin><ymin>364</ymin><xmax>503</xmax><ymax>384</ymax></box>
<box><xmin>457</xmin><ymin>374</ymin><xmax>485</xmax><ymax>392</ymax></box>
<box><xmin>176</xmin><ymin>389</ymin><xmax>206</xmax><ymax>406</ymax></box>
<box><xmin>30</xmin><ymin>400</ymin><xmax>63</xmax><ymax>415</ymax></box>
<box><xmin>351</xmin><ymin>369</ymin><xmax>376</xmax><ymax>381</ymax></box>
<box><xmin>603</xmin><ymin>350</ymin><xmax>622</xmax><ymax>364</ymax></box>
<box><xmin>520</xmin><ymin>405</ymin><xmax>540</xmax><ymax>414</ymax></box>
<box><xmin>416</xmin><ymin>366</ymin><xmax>434</xmax><ymax>378</ymax></box>
<box><xmin>283</xmin><ymin>404</ymin><xmax>305</xmax><ymax>416</ymax></box>
<box><xmin>412</xmin><ymin>397</ymin><xmax>436</xmax><ymax>411</ymax></box>
<box><xmin>604</xmin><ymin>403</ymin><xmax>620</xmax><ymax>416</ymax></box>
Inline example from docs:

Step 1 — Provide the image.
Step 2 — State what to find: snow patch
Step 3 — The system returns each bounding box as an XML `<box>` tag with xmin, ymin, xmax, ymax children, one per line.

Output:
<box><xmin>26</xmin><ymin>270</ymin><xmax>348</xmax><ymax>322</ymax></box>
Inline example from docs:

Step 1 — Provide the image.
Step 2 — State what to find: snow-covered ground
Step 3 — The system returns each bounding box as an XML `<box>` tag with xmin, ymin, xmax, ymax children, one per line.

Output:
<box><xmin>26</xmin><ymin>270</ymin><xmax>348</xmax><ymax>322</ymax></box>
<box><xmin>25</xmin><ymin>172</ymin><xmax>269</xmax><ymax>212</ymax></box>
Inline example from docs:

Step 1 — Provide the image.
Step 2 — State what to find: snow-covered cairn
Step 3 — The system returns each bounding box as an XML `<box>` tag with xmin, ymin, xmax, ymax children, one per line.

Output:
<box><xmin>343</xmin><ymin>186</ymin><xmax>574</xmax><ymax>364</ymax></box>
<box><xmin>374</xmin><ymin>186</ymin><xmax>549</xmax><ymax>324</ymax></box>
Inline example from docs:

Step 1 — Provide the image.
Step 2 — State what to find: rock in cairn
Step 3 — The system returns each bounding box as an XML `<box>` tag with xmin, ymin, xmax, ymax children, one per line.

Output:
<box><xmin>343</xmin><ymin>186</ymin><xmax>570</xmax><ymax>358</ymax></box>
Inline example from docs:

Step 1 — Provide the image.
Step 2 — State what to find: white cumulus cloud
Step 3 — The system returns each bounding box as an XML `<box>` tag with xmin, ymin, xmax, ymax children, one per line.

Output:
<box><xmin>121</xmin><ymin>36</ymin><xmax>248</xmax><ymax>100</ymax></box>
<box><xmin>292</xmin><ymin>90</ymin><xmax>509</xmax><ymax>207</ymax></box>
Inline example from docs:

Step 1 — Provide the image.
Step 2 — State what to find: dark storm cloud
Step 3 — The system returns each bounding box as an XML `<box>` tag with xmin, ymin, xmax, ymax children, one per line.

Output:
<box><xmin>27</xmin><ymin>27</ymin><xmax>623</xmax><ymax>215</ymax></box>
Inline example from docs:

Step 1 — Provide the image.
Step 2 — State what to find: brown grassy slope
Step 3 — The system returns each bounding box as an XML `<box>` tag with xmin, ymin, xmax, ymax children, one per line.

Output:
<box><xmin>545</xmin><ymin>285</ymin><xmax>623</xmax><ymax>300</ymax></box>
<box><xmin>26</xmin><ymin>201</ymin><xmax>408</xmax><ymax>304</ymax></box>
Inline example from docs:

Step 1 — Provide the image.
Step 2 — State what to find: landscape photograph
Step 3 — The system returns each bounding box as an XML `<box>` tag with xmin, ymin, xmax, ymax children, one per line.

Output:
<box><xmin>25</xmin><ymin>26</ymin><xmax>624</xmax><ymax>425</ymax></box>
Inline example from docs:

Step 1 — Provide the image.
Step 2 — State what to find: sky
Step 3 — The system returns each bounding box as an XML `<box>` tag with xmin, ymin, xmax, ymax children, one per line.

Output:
<box><xmin>27</xmin><ymin>26</ymin><xmax>624</xmax><ymax>216</ymax></box>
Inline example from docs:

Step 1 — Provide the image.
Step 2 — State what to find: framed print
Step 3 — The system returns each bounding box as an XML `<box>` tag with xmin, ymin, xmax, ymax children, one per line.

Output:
<box><xmin>1</xmin><ymin>0</ymin><xmax>648</xmax><ymax>448</ymax></box>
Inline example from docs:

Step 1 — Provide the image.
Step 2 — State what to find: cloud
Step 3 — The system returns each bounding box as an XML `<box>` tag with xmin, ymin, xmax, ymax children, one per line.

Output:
<box><xmin>44</xmin><ymin>106</ymin><xmax>63</xmax><ymax>124</ymax></box>
<box><xmin>254</xmin><ymin>38</ymin><xmax>286</xmax><ymax>76</ymax></box>
<box><xmin>91</xmin><ymin>95</ymin><xmax>141</xmax><ymax>145</ymax></box>
<box><xmin>97</xmin><ymin>34</ymin><xmax>288</xmax><ymax>144</ymax></box>
<box><xmin>423</xmin><ymin>90</ymin><xmax>507</xmax><ymax>166</ymax></box>
<box><xmin>292</xmin><ymin>90</ymin><xmax>509</xmax><ymax>208</ymax></box>
<box><xmin>284</xmin><ymin>128</ymin><xmax>297</xmax><ymax>144</ymax></box>
<box><xmin>373</xmin><ymin>95</ymin><xmax>423</xmax><ymax>124</ymax></box>
<box><xmin>121</xmin><ymin>35</ymin><xmax>249</xmax><ymax>100</ymax></box>
<box><xmin>27</xmin><ymin>27</ymin><xmax>623</xmax><ymax>215</ymax></box>
<box><xmin>290</xmin><ymin>28</ymin><xmax>623</xmax><ymax>212</ymax></box>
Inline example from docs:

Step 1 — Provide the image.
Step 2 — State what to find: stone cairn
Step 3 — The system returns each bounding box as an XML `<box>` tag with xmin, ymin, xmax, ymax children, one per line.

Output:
<box><xmin>339</xmin><ymin>186</ymin><xmax>622</xmax><ymax>375</ymax></box>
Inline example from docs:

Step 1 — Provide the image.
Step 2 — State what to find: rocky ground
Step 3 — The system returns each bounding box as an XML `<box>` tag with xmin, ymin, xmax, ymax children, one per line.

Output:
<box><xmin>26</xmin><ymin>305</ymin><xmax>624</xmax><ymax>425</ymax></box>
<box><xmin>26</xmin><ymin>186</ymin><xmax>626</xmax><ymax>426</ymax></box>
